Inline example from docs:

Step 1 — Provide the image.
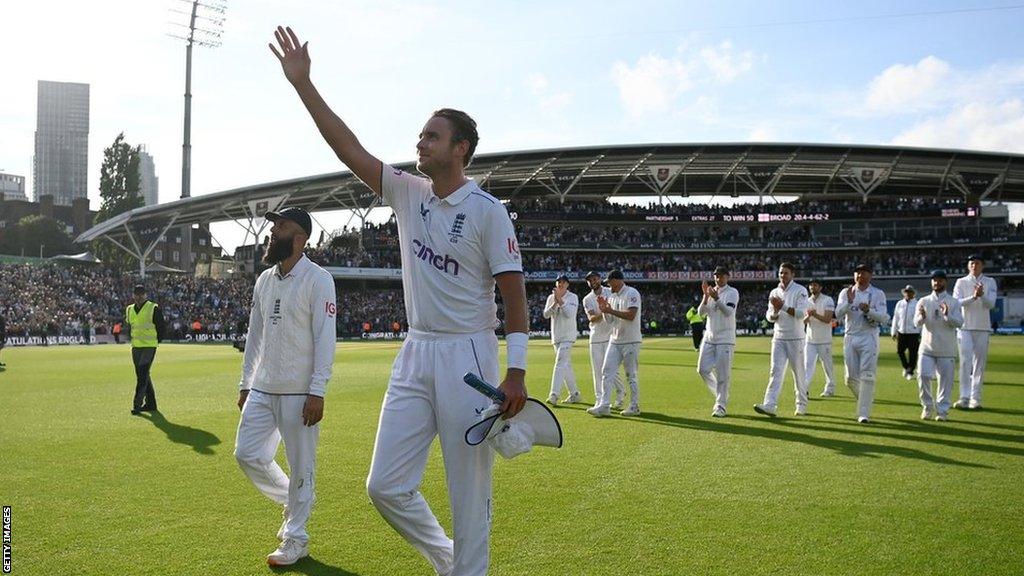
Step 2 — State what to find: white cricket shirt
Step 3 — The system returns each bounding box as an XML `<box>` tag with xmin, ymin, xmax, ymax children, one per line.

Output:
<box><xmin>835</xmin><ymin>284</ymin><xmax>889</xmax><ymax>336</ymax></box>
<box><xmin>766</xmin><ymin>281</ymin><xmax>808</xmax><ymax>340</ymax></box>
<box><xmin>608</xmin><ymin>285</ymin><xmax>642</xmax><ymax>345</ymax></box>
<box><xmin>698</xmin><ymin>284</ymin><xmax>739</xmax><ymax>345</ymax></box>
<box><xmin>583</xmin><ymin>287</ymin><xmax>614</xmax><ymax>344</ymax></box>
<box><xmin>952</xmin><ymin>274</ymin><xmax>998</xmax><ymax>332</ymax></box>
<box><xmin>239</xmin><ymin>254</ymin><xmax>337</xmax><ymax>396</ymax></box>
<box><xmin>544</xmin><ymin>291</ymin><xmax>579</xmax><ymax>344</ymax></box>
<box><xmin>914</xmin><ymin>292</ymin><xmax>963</xmax><ymax>358</ymax></box>
<box><xmin>805</xmin><ymin>293</ymin><xmax>836</xmax><ymax>345</ymax></box>
<box><xmin>382</xmin><ymin>166</ymin><xmax>523</xmax><ymax>334</ymax></box>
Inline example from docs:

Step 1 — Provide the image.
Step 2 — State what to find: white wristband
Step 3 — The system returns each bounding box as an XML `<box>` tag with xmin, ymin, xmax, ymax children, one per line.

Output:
<box><xmin>505</xmin><ymin>332</ymin><xmax>528</xmax><ymax>371</ymax></box>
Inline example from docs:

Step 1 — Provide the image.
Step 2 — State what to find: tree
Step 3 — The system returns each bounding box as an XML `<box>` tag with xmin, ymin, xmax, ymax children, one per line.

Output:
<box><xmin>93</xmin><ymin>133</ymin><xmax>143</xmax><ymax>266</ymax></box>
<box><xmin>6</xmin><ymin>215</ymin><xmax>74</xmax><ymax>257</ymax></box>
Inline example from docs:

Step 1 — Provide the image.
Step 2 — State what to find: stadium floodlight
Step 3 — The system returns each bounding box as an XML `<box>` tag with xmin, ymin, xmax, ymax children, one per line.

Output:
<box><xmin>167</xmin><ymin>0</ymin><xmax>227</xmax><ymax>272</ymax></box>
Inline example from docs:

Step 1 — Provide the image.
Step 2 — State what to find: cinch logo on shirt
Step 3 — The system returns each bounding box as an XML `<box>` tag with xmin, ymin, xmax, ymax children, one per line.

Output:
<box><xmin>412</xmin><ymin>239</ymin><xmax>461</xmax><ymax>276</ymax></box>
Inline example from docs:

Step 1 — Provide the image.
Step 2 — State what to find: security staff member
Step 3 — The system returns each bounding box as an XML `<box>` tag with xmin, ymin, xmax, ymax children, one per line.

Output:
<box><xmin>686</xmin><ymin>302</ymin><xmax>706</xmax><ymax>351</ymax></box>
<box><xmin>127</xmin><ymin>284</ymin><xmax>165</xmax><ymax>415</ymax></box>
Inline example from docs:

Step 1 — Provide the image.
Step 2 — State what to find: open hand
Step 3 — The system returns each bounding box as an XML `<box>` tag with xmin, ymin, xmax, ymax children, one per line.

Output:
<box><xmin>269</xmin><ymin>26</ymin><xmax>311</xmax><ymax>86</ymax></box>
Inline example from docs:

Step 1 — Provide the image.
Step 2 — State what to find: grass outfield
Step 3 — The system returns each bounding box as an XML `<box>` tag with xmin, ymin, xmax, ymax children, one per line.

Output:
<box><xmin>2</xmin><ymin>336</ymin><xmax>1023</xmax><ymax>576</ymax></box>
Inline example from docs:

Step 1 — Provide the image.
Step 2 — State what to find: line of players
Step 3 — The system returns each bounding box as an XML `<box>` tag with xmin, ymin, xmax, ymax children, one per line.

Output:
<box><xmin>542</xmin><ymin>255</ymin><xmax>997</xmax><ymax>423</ymax></box>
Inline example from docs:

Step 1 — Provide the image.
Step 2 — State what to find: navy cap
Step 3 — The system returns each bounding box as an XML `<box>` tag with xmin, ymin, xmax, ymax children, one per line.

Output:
<box><xmin>584</xmin><ymin>270</ymin><xmax>601</xmax><ymax>280</ymax></box>
<box><xmin>606</xmin><ymin>269</ymin><xmax>625</xmax><ymax>281</ymax></box>
<box><xmin>555</xmin><ymin>274</ymin><xmax>570</xmax><ymax>283</ymax></box>
<box><xmin>967</xmin><ymin>254</ymin><xmax>984</xmax><ymax>263</ymax></box>
<box><xmin>713</xmin><ymin>266</ymin><xmax>730</xmax><ymax>276</ymax></box>
<box><xmin>902</xmin><ymin>284</ymin><xmax>916</xmax><ymax>293</ymax></box>
<box><xmin>854</xmin><ymin>263</ymin><xmax>873</xmax><ymax>273</ymax></box>
<box><xmin>809</xmin><ymin>278</ymin><xmax>823</xmax><ymax>286</ymax></box>
<box><xmin>132</xmin><ymin>284</ymin><xmax>146</xmax><ymax>294</ymax></box>
<box><xmin>930</xmin><ymin>269</ymin><xmax>948</xmax><ymax>279</ymax></box>
<box><xmin>266</xmin><ymin>207</ymin><xmax>313</xmax><ymax>237</ymax></box>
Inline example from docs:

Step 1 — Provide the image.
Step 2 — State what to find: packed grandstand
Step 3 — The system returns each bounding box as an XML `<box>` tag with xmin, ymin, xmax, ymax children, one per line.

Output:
<box><xmin>4</xmin><ymin>143</ymin><xmax>1024</xmax><ymax>344</ymax></box>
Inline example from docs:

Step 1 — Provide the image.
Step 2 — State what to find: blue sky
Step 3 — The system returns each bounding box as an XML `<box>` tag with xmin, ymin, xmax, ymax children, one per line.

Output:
<box><xmin>3</xmin><ymin>1</ymin><xmax>1024</xmax><ymax>249</ymax></box>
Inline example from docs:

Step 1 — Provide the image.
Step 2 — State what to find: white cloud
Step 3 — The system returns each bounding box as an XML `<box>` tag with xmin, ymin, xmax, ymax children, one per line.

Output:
<box><xmin>525</xmin><ymin>74</ymin><xmax>572</xmax><ymax>113</ymax></box>
<box><xmin>865</xmin><ymin>55</ymin><xmax>951</xmax><ymax>112</ymax></box>
<box><xmin>700</xmin><ymin>41</ymin><xmax>755</xmax><ymax>82</ymax></box>
<box><xmin>746</xmin><ymin>123</ymin><xmax>774</xmax><ymax>141</ymax></box>
<box><xmin>891</xmin><ymin>99</ymin><xmax>1024</xmax><ymax>153</ymax></box>
<box><xmin>610</xmin><ymin>40</ymin><xmax>758</xmax><ymax>118</ymax></box>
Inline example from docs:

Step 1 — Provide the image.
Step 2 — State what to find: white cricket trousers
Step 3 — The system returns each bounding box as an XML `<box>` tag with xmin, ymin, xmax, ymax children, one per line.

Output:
<box><xmin>844</xmin><ymin>333</ymin><xmax>880</xmax><ymax>420</ymax></box>
<box><xmin>366</xmin><ymin>329</ymin><xmax>497</xmax><ymax>576</ymax></box>
<box><xmin>235</xmin><ymin>389</ymin><xmax>319</xmax><ymax>546</ymax></box>
<box><xmin>697</xmin><ymin>342</ymin><xmax>734</xmax><ymax>410</ymax></box>
<box><xmin>918</xmin><ymin>354</ymin><xmax>955</xmax><ymax>416</ymax></box>
<box><xmin>549</xmin><ymin>341</ymin><xmax>579</xmax><ymax>398</ymax></box>
<box><xmin>589</xmin><ymin>340</ymin><xmax>623</xmax><ymax>403</ymax></box>
<box><xmin>597</xmin><ymin>342</ymin><xmax>640</xmax><ymax>410</ymax></box>
<box><xmin>957</xmin><ymin>330</ymin><xmax>990</xmax><ymax>406</ymax></box>
<box><xmin>762</xmin><ymin>339</ymin><xmax>807</xmax><ymax>411</ymax></box>
<box><xmin>804</xmin><ymin>341</ymin><xmax>836</xmax><ymax>394</ymax></box>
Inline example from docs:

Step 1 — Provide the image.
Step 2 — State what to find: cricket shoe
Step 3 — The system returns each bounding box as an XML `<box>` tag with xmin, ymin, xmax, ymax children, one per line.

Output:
<box><xmin>586</xmin><ymin>405</ymin><xmax>611</xmax><ymax>418</ymax></box>
<box><xmin>905</xmin><ymin>373</ymin><xmax>915</xmax><ymax>381</ymax></box>
<box><xmin>620</xmin><ymin>406</ymin><xmax>641</xmax><ymax>417</ymax></box>
<box><xmin>563</xmin><ymin>392</ymin><xmax>582</xmax><ymax>404</ymax></box>
<box><xmin>711</xmin><ymin>406</ymin><xmax>726</xmax><ymax>418</ymax></box>
<box><xmin>968</xmin><ymin>401</ymin><xmax>983</xmax><ymax>410</ymax></box>
<box><xmin>857</xmin><ymin>416</ymin><xmax>870</xmax><ymax>424</ymax></box>
<box><xmin>610</xmin><ymin>397</ymin><xmax>624</xmax><ymax>410</ymax></box>
<box><xmin>546</xmin><ymin>394</ymin><xmax>559</xmax><ymax>406</ymax></box>
<box><xmin>819</xmin><ymin>390</ymin><xmax>834</xmax><ymax>398</ymax></box>
<box><xmin>953</xmin><ymin>399</ymin><xmax>970</xmax><ymax>410</ymax></box>
<box><xmin>921</xmin><ymin>407</ymin><xmax>934</xmax><ymax>421</ymax></box>
<box><xmin>934</xmin><ymin>414</ymin><xmax>948</xmax><ymax>422</ymax></box>
<box><xmin>794</xmin><ymin>406</ymin><xmax>807</xmax><ymax>416</ymax></box>
<box><xmin>753</xmin><ymin>404</ymin><xmax>777</xmax><ymax>417</ymax></box>
<box><xmin>267</xmin><ymin>539</ymin><xmax>308</xmax><ymax>566</ymax></box>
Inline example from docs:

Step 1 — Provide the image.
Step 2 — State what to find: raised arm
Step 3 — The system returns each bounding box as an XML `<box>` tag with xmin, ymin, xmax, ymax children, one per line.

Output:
<box><xmin>270</xmin><ymin>26</ymin><xmax>383</xmax><ymax>194</ymax></box>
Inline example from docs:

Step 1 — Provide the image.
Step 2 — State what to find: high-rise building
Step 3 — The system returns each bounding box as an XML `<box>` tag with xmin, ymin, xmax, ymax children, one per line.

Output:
<box><xmin>33</xmin><ymin>80</ymin><xmax>90</xmax><ymax>206</ymax></box>
<box><xmin>0</xmin><ymin>172</ymin><xmax>28</xmax><ymax>201</ymax></box>
<box><xmin>138</xmin><ymin>145</ymin><xmax>159</xmax><ymax>206</ymax></box>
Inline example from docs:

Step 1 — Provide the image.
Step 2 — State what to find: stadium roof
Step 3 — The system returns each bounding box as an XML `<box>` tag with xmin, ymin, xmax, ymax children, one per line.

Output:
<box><xmin>77</xmin><ymin>142</ymin><xmax>1024</xmax><ymax>248</ymax></box>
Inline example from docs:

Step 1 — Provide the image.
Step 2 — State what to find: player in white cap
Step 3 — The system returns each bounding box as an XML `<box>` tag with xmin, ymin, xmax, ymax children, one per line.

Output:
<box><xmin>234</xmin><ymin>207</ymin><xmax>337</xmax><ymax>566</ymax></box>
<box><xmin>834</xmin><ymin>263</ymin><xmax>890</xmax><ymax>423</ymax></box>
<box><xmin>915</xmin><ymin>270</ymin><xmax>963</xmax><ymax>421</ymax></box>
<box><xmin>891</xmin><ymin>284</ymin><xmax>921</xmax><ymax>381</ymax></box>
<box><xmin>804</xmin><ymin>279</ymin><xmax>836</xmax><ymax>397</ymax></box>
<box><xmin>697</xmin><ymin>266</ymin><xmax>739</xmax><ymax>417</ymax></box>
<box><xmin>952</xmin><ymin>254</ymin><xmax>998</xmax><ymax>410</ymax></box>
<box><xmin>754</xmin><ymin>262</ymin><xmax>809</xmax><ymax>417</ymax></box>
<box><xmin>271</xmin><ymin>27</ymin><xmax>529</xmax><ymax>575</ymax></box>
<box><xmin>581</xmin><ymin>271</ymin><xmax>625</xmax><ymax>408</ymax></box>
<box><xmin>544</xmin><ymin>274</ymin><xmax>581</xmax><ymax>405</ymax></box>
<box><xmin>588</xmin><ymin>270</ymin><xmax>642</xmax><ymax>417</ymax></box>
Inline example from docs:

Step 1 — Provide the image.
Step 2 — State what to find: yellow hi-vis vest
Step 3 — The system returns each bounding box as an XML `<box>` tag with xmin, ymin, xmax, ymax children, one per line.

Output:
<box><xmin>126</xmin><ymin>301</ymin><xmax>158</xmax><ymax>348</ymax></box>
<box><xmin>686</xmin><ymin>307</ymin><xmax>705</xmax><ymax>325</ymax></box>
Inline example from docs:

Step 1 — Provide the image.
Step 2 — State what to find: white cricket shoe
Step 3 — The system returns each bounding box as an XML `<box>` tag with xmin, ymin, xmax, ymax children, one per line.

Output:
<box><xmin>267</xmin><ymin>539</ymin><xmax>309</xmax><ymax>566</ymax></box>
<box><xmin>905</xmin><ymin>373</ymin><xmax>915</xmax><ymax>381</ymax></box>
<box><xmin>277</xmin><ymin>505</ymin><xmax>290</xmax><ymax>540</ymax></box>
<box><xmin>921</xmin><ymin>407</ymin><xmax>934</xmax><ymax>420</ymax></box>
<box><xmin>819</xmin><ymin>390</ymin><xmax>834</xmax><ymax>398</ymax></box>
<box><xmin>711</xmin><ymin>405</ymin><xmax>726</xmax><ymax>418</ymax></box>
<box><xmin>564</xmin><ymin>392</ymin><xmax>582</xmax><ymax>404</ymax></box>
<box><xmin>586</xmin><ymin>405</ymin><xmax>610</xmax><ymax>417</ymax></box>
<box><xmin>546</xmin><ymin>394</ymin><xmax>559</xmax><ymax>405</ymax></box>
<box><xmin>753</xmin><ymin>404</ymin><xmax>777</xmax><ymax>417</ymax></box>
<box><xmin>620</xmin><ymin>406</ymin><xmax>641</xmax><ymax>417</ymax></box>
<box><xmin>953</xmin><ymin>399</ymin><xmax>969</xmax><ymax>409</ymax></box>
<box><xmin>857</xmin><ymin>416</ymin><xmax>869</xmax><ymax>424</ymax></box>
<box><xmin>934</xmin><ymin>413</ymin><xmax>948</xmax><ymax>422</ymax></box>
<box><xmin>610</xmin><ymin>397</ymin><xmax>624</xmax><ymax>410</ymax></box>
<box><xmin>968</xmin><ymin>400</ymin><xmax>982</xmax><ymax>410</ymax></box>
<box><xmin>794</xmin><ymin>406</ymin><xmax>807</xmax><ymax>416</ymax></box>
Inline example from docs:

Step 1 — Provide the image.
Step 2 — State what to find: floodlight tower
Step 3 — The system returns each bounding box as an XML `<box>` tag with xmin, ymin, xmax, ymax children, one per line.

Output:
<box><xmin>169</xmin><ymin>0</ymin><xmax>226</xmax><ymax>272</ymax></box>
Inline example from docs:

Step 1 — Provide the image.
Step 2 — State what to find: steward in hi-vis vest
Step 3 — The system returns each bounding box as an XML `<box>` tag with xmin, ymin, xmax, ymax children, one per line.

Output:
<box><xmin>127</xmin><ymin>284</ymin><xmax>165</xmax><ymax>415</ymax></box>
